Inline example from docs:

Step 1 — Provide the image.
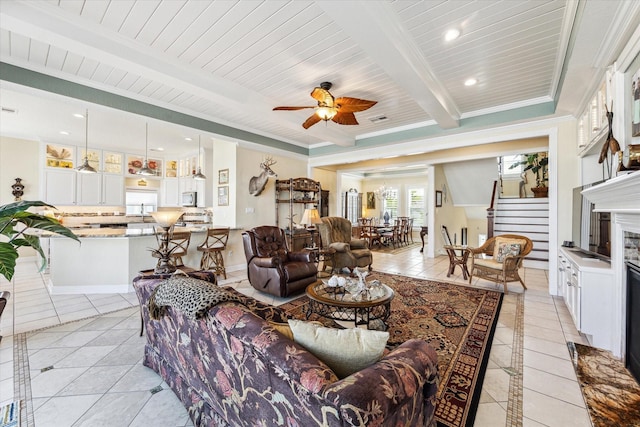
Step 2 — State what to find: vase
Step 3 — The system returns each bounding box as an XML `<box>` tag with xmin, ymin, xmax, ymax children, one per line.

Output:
<box><xmin>531</xmin><ymin>187</ymin><xmax>548</xmax><ymax>198</ymax></box>
<box><xmin>383</xmin><ymin>211</ymin><xmax>390</xmax><ymax>224</ymax></box>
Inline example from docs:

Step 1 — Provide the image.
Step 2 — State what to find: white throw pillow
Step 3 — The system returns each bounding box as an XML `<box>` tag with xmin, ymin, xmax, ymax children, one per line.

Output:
<box><xmin>288</xmin><ymin>319</ymin><xmax>389</xmax><ymax>378</ymax></box>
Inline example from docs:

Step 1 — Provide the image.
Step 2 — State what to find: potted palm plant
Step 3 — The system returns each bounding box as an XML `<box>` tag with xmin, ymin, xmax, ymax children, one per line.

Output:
<box><xmin>0</xmin><ymin>200</ymin><xmax>78</xmax><ymax>281</ymax></box>
<box><xmin>509</xmin><ymin>152</ymin><xmax>549</xmax><ymax>198</ymax></box>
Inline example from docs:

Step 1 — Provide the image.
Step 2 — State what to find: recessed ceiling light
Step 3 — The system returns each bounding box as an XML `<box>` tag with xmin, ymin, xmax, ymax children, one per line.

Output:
<box><xmin>444</xmin><ymin>28</ymin><xmax>461</xmax><ymax>41</ymax></box>
<box><xmin>464</xmin><ymin>78</ymin><xmax>478</xmax><ymax>86</ymax></box>
<box><xmin>59</xmin><ymin>131</ymin><xmax>69</xmax><ymax>135</ymax></box>
<box><xmin>73</xmin><ymin>113</ymin><xmax>84</xmax><ymax>118</ymax></box>
<box><xmin>185</xmin><ymin>137</ymin><xmax>192</xmax><ymax>141</ymax></box>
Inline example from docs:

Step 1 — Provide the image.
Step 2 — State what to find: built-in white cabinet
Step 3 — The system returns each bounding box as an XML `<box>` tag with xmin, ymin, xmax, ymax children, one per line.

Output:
<box><xmin>102</xmin><ymin>174</ymin><xmax>125</xmax><ymax>206</ymax></box>
<box><xmin>43</xmin><ymin>169</ymin><xmax>77</xmax><ymax>205</ymax></box>
<box><xmin>558</xmin><ymin>248</ymin><xmax>614</xmax><ymax>350</ymax></box>
<box><xmin>162</xmin><ymin>179</ymin><xmax>180</xmax><ymax>207</ymax></box>
<box><xmin>76</xmin><ymin>170</ymin><xmax>124</xmax><ymax>206</ymax></box>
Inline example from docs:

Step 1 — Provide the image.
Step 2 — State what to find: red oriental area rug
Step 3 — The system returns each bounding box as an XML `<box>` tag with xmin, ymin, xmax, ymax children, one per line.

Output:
<box><xmin>280</xmin><ymin>271</ymin><xmax>503</xmax><ymax>427</ymax></box>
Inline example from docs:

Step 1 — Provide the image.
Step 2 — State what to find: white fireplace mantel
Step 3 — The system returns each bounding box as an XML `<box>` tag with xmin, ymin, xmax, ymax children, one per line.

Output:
<box><xmin>581</xmin><ymin>171</ymin><xmax>640</xmax><ymax>213</ymax></box>
<box><xmin>580</xmin><ymin>171</ymin><xmax>640</xmax><ymax>358</ymax></box>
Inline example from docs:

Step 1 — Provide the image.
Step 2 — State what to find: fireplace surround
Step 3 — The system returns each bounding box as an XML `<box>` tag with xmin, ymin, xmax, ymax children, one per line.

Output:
<box><xmin>627</xmin><ymin>261</ymin><xmax>640</xmax><ymax>383</ymax></box>
<box><xmin>582</xmin><ymin>172</ymin><xmax>640</xmax><ymax>360</ymax></box>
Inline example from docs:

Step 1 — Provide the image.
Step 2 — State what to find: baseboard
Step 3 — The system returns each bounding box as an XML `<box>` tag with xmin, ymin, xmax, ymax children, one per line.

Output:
<box><xmin>47</xmin><ymin>278</ymin><xmax>133</xmax><ymax>295</ymax></box>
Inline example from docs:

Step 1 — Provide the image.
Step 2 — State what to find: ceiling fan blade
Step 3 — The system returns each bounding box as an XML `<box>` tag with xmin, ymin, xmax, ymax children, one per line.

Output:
<box><xmin>332</xmin><ymin>111</ymin><xmax>359</xmax><ymax>125</ymax></box>
<box><xmin>310</xmin><ymin>87</ymin><xmax>334</xmax><ymax>106</ymax></box>
<box><xmin>335</xmin><ymin>97</ymin><xmax>377</xmax><ymax>113</ymax></box>
<box><xmin>273</xmin><ymin>106</ymin><xmax>316</xmax><ymax>111</ymax></box>
<box><xmin>302</xmin><ymin>113</ymin><xmax>322</xmax><ymax>129</ymax></box>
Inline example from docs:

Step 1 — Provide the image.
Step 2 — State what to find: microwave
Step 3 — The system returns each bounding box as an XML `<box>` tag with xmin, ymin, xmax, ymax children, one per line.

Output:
<box><xmin>182</xmin><ymin>191</ymin><xmax>197</xmax><ymax>207</ymax></box>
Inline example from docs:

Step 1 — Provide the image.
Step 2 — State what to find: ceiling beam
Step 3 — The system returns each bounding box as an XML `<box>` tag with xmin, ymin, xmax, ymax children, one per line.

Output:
<box><xmin>318</xmin><ymin>1</ymin><xmax>460</xmax><ymax>130</ymax></box>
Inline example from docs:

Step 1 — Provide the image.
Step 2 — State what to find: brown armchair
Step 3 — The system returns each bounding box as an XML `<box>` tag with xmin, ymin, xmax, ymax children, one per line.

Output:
<box><xmin>242</xmin><ymin>226</ymin><xmax>317</xmax><ymax>297</ymax></box>
<box><xmin>317</xmin><ymin>217</ymin><xmax>373</xmax><ymax>273</ymax></box>
<box><xmin>468</xmin><ymin>234</ymin><xmax>533</xmax><ymax>294</ymax></box>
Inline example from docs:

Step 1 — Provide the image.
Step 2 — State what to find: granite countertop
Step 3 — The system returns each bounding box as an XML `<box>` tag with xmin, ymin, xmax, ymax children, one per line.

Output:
<box><xmin>31</xmin><ymin>225</ymin><xmax>209</xmax><ymax>238</ymax></box>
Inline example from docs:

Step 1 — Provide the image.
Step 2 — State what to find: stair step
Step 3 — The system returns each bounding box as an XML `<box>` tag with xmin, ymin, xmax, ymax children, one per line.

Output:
<box><xmin>498</xmin><ymin>197</ymin><xmax>548</xmax><ymax>203</ymax></box>
<box><xmin>496</xmin><ymin>210</ymin><xmax>549</xmax><ymax>218</ymax></box>
<box><xmin>494</xmin><ymin>224</ymin><xmax>548</xmax><ymax>233</ymax></box>
<box><xmin>495</xmin><ymin>217</ymin><xmax>549</xmax><ymax>225</ymax></box>
<box><xmin>496</xmin><ymin>203</ymin><xmax>549</xmax><ymax>210</ymax></box>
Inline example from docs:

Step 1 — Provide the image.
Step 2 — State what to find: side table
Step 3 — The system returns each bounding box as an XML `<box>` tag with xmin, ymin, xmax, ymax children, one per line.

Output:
<box><xmin>444</xmin><ymin>245</ymin><xmax>471</xmax><ymax>280</ymax></box>
<box><xmin>304</xmin><ymin>247</ymin><xmax>337</xmax><ymax>277</ymax></box>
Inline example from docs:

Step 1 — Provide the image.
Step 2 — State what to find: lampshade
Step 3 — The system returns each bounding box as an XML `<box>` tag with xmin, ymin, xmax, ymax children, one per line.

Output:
<box><xmin>300</xmin><ymin>208</ymin><xmax>322</xmax><ymax>227</ymax></box>
<box><xmin>76</xmin><ymin>109</ymin><xmax>97</xmax><ymax>174</ymax></box>
<box><xmin>138</xmin><ymin>123</ymin><xmax>156</xmax><ymax>176</ymax></box>
<box><xmin>150</xmin><ymin>210</ymin><xmax>183</xmax><ymax>228</ymax></box>
<box><xmin>316</xmin><ymin>106</ymin><xmax>337</xmax><ymax>121</ymax></box>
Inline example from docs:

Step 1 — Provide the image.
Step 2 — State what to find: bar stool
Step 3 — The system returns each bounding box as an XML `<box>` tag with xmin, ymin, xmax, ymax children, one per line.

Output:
<box><xmin>198</xmin><ymin>227</ymin><xmax>230</xmax><ymax>279</ymax></box>
<box><xmin>152</xmin><ymin>230</ymin><xmax>191</xmax><ymax>269</ymax></box>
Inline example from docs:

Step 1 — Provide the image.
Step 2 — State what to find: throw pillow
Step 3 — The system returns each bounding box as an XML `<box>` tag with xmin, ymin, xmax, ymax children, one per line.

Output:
<box><xmin>288</xmin><ymin>319</ymin><xmax>389</xmax><ymax>378</ymax></box>
<box><xmin>492</xmin><ymin>237</ymin><xmax>526</xmax><ymax>262</ymax></box>
<box><xmin>495</xmin><ymin>242</ymin><xmax>521</xmax><ymax>263</ymax></box>
<box><xmin>149</xmin><ymin>276</ymin><xmax>244</xmax><ymax>320</ymax></box>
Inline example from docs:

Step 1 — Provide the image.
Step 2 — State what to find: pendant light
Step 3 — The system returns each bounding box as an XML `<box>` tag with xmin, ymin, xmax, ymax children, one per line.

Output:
<box><xmin>193</xmin><ymin>135</ymin><xmax>207</xmax><ymax>180</ymax></box>
<box><xmin>138</xmin><ymin>123</ymin><xmax>155</xmax><ymax>176</ymax></box>
<box><xmin>76</xmin><ymin>109</ymin><xmax>97</xmax><ymax>174</ymax></box>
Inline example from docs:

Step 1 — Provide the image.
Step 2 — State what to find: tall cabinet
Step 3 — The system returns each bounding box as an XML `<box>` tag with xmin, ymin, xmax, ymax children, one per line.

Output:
<box><xmin>275</xmin><ymin>178</ymin><xmax>322</xmax><ymax>251</ymax></box>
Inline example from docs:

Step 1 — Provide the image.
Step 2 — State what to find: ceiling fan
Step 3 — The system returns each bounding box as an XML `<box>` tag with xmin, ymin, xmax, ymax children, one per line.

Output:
<box><xmin>273</xmin><ymin>82</ymin><xmax>377</xmax><ymax>129</ymax></box>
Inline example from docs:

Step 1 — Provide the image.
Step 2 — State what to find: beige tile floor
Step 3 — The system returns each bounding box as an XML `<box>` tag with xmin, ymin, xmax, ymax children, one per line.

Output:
<box><xmin>0</xmin><ymin>246</ymin><xmax>593</xmax><ymax>427</ymax></box>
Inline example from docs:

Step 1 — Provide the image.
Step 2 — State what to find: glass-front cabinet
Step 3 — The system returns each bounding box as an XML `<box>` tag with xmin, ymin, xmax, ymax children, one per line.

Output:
<box><xmin>79</xmin><ymin>148</ymin><xmax>101</xmax><ymax>171</ymax></box>
<box><xmin>103</xmin><ymin>151</ymin><xmax>123</xmax><ymax>174</ymax></box>
<box><xmin>45</xmin><ymin>143</ymin><xmax>75</xmax><ymax>169</ymax></box>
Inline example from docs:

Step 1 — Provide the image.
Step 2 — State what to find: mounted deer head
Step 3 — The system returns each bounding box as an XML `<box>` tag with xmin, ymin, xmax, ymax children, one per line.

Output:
<box><xmin>249</xmin><ymin>157</ymin><xmax>277</xmax><ymax>196</ymax></box>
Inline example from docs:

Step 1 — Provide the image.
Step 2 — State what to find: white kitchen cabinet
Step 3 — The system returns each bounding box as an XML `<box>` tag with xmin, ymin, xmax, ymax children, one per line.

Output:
<box><xmin>77</xmin><ymin>173</ymin><xmax>102</xmax><ymax>205</ymax></box>
<box><xmin>77</xmin><ymin>173</ymin><xmax>124</xmax><ymax>206</ymax></box>
<box><xmin>162</xmin><ymin>178</ymin><xmax>180</xmax><ymax>206</ymax></box>
<box><xmin>103</xmin><ymin>174</ymin><xmax>124</xmax><ymax>206</ymax></box>
<box><xmin>558</xmin><ymin>248</ymin><xmax>614</xmax><ymax>350</ymax></box>
<box><xmin>43</xmin><ymin>169</ymin><xmax>77</xmax><ymax>205</ymax></box>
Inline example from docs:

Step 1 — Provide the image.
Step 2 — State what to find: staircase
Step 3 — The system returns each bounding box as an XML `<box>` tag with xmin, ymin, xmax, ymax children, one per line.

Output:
<box><xmin>493</xmin><ymin>197</ymin><xmax>549</xmax><ymax>269</ymax></box>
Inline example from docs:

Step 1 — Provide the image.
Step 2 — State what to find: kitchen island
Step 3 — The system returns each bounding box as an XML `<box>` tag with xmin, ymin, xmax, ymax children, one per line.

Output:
<box><xmin>40</xmin><ymin>226</ymin><xmax>209</xmax><ymax>294</ymax></box>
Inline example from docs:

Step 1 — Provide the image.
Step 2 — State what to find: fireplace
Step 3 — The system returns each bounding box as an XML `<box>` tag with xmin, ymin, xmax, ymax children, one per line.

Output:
<box><xmin>581</xmin><ymin>172</ymin><xmax>640</xmax><ymax>359</ymax></box>
<box><xmin>627</xmin><ymin>261</ymin><xmax>640</xmax><ymax>383</ymax></box>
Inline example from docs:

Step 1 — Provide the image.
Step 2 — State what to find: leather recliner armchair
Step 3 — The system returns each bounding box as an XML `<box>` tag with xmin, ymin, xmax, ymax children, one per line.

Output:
<box><xmin>242</xmin><ymin>226</ymin><xmax>318</xmax><ymax>297</ymax></box>
<box><xmin>317</xmin><ymin>217</ymin><xmax>373</xmax><ymax>273</ymax></box>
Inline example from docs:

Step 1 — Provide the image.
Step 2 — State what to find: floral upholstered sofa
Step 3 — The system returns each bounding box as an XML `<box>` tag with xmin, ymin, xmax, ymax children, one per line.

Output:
<box><xmin>134</xmin><ymin>275</ymin><xmax>439</xmax><ymax>427</ymax></box>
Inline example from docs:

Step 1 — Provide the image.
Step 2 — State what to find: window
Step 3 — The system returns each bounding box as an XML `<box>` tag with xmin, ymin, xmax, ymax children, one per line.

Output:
<box><xmin>501</xmin><ymin>155</ymin><xmax>522</xmax><ymax>177</ymax></box>
<box><xmin>408</xmin><ymin>188</ymin><xmax>426</xmax><ymax>227</ymax></box>
<box><xmin>382</xmin><ymin>189</ymin><xmax>399</xmax><ymax>220</ymax></box>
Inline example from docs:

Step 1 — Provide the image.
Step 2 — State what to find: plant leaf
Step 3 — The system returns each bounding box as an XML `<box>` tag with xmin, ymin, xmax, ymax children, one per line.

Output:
<box><xmin>14</xmin><ymin>214</ymin><xmax>79</xmax><ymax>242</ymax></box>
<box><xmin>0</xmin><ymin>242</ymin><xmax>18</xmax><ymax>281</ymax></box>
<box><xmin>0</xmin><ymin>201</ymin><xmax>56</xmax><ymax>217</ymax></box>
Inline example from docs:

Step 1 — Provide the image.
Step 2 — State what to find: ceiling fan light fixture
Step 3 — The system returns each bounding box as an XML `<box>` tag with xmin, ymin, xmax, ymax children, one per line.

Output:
<box><xmin>76</xmin><ymin>109</ymin><xmax>97</xmax><ymax>174</ymax></box>
<box><xmin>138</xmin><ymin>123</ymin><xmax>156</xmax><ymax>176</ymax></box>
<box><xmin>316</xmin><ymin>106</ymin><xmax>337</xmax><ymax>121</ymax></box>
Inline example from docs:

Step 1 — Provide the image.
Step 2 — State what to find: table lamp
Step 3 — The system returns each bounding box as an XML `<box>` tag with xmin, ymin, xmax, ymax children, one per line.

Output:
<box><xmin>300</xmin><ymin>208</ymin><xmax>322</xmax><ymax>248</ymax></box>
<box><xmin>150</xmin><ymin>210</ymin><xmax>184</xmax><ymax>274</ymax></box>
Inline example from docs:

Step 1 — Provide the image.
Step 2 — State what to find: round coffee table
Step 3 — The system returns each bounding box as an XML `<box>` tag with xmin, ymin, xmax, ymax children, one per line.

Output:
<box><xmin>305</xmin><ymin>280</ymin><xmax>394</xmax><ymax>330</ymax></box>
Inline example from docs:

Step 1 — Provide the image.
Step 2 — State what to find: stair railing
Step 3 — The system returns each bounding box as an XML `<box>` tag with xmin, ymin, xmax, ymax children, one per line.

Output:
<box><xmin>487</xmin><ymin>180</ymin><xmax>498</xmax><ymax>239</ymax></box>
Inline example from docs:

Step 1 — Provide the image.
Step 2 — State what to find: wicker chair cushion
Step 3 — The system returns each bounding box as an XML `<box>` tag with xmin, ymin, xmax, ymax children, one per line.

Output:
<box><xmin>493</xmin><ymin>237</ymin><xmax>526</xmax><ymax>263</ymax></box>
<box><xmin>474</xmin><ymin>258</ymin><xmax>504</xmax><ymax>270</ymax></box>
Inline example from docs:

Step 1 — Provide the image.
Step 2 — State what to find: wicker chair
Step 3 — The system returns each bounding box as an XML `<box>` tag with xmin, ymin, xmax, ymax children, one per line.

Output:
<box><xmin>468</xmin><ymin>234</ymin><xmax>533</xmax><ymax>294</ymax></box>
